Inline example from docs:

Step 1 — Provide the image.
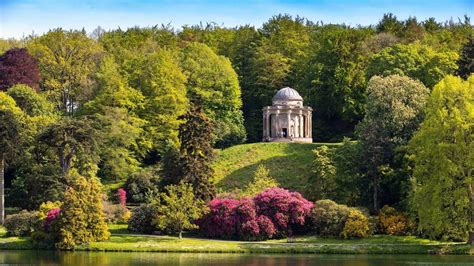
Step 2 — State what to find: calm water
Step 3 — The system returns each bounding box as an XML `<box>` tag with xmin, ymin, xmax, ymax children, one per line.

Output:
<box><xmin>0</xmin><ymin>251</ymin><xmax>472</xmax><ymax>266</ymax></box>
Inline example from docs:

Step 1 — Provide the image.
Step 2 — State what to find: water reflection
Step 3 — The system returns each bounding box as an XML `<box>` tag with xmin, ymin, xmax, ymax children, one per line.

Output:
<box><xmin>0</xmin><ymin>251</ymin><xmax>472</xmax><ymax>266</ymax></box>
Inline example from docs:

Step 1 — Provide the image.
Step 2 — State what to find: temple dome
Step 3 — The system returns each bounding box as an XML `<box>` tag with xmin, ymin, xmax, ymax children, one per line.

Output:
<box><xmin>272</xmin><ymin>87</ymin><xmax>303</xmax><ymax>102</ymax></box>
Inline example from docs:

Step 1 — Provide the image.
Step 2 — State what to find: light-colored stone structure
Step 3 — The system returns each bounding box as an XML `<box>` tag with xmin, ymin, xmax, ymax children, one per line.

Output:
<box><xmin>262</xmin><ymin>87</ymin><xmax>312</xmax><ymax>143</ymax></box>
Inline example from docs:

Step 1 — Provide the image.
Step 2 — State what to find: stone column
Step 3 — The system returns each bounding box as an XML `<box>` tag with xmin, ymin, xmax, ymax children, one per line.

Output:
<box><xmin>287</xmin><ymin>111</ymin><xmax>291</xmax><ymax>138</ymax></box>
<box><xmin>266</xmin><ymin>112</ymin><xmax>270</xmax><ymax>138</ymax></box>
<box><xmin>275</xmin><ymin>112</ymin><xmax>280</xmax><ymax>138</ymax></box>
<box><xmin>308</xmin><ymin>112</ymin><xmax>312</xmax><ymax>138</ymax></box>
<box><xmin>299</xmin><ymin>113</ymin><xmax>303</xmax><ymax>138</ymax></box>
<box><xmin>262</xmin><ymin>112</ymin><xmax>266</xmax><ymax>138</ymax></box>
<box><xmin>304</xmin><ymin>112</ymin><xmax>309</xmax><ymax>138</ymax></box>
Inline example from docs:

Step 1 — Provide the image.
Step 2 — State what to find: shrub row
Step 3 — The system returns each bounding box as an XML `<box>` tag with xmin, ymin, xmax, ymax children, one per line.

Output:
<box><xmin>198</xmin><ymin>187</ymin><xmax>313</xmax><ymax>240</ymax></box>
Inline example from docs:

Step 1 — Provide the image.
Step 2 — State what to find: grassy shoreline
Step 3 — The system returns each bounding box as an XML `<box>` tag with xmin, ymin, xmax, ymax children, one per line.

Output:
<box><xmin>0</xmin><ymin>225</ymin><xmax>472</xmax><ymax>255</ymax></box>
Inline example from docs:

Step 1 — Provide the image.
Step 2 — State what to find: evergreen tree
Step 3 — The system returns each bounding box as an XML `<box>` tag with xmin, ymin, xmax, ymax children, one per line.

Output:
<box><xmin>457</xmin><ymin>37</ymin><xmax>474</xmax><ymax>80</ymax></box>
<box><xmin>56</xmin><ymin>172</ymin><xmax>110</xmax><ymax>249</ymax></box>
<box><xmin>168</xmin><ymin>107</ymin><xmax>216</xmax><ymax>202</ymax></box>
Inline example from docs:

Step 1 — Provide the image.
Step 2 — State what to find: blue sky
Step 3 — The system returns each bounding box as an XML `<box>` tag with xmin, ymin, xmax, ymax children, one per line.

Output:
<box><xmin>0</xmin><ymin>0</ymin><xmax>472</xmax><ymax>39</ymax></box>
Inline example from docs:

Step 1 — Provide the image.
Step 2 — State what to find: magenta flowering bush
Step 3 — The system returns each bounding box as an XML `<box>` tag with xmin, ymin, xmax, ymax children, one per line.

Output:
<box><xmin>254</xmin><ymin>187</ymin><xmax>313</xmax><ymax>236</ymax></box>
<box><xmin>198</xmin><ymin>187</ymin><xmax>313</xmax><ymax>240</ymax></box>
<box><xmin>117</xmin><ymin>188</ymin><xmax>127</xmax><ymax>206</ymax></box>
<box><xmin>44</xmin><ymin>208</ymin><xmax>61</xmax><ymax>230</ymax></box>
<box><xmin>198</xmin><ymin>198</ymin><xmax>240</xmax><ymax>239</ymax></box>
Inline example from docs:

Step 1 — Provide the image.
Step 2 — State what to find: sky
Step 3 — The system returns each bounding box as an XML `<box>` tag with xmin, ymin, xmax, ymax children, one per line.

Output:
<box><xmin>0</xmin><ymin>0</ymin><xmax>472</xmax><ymax>39</ymax></box>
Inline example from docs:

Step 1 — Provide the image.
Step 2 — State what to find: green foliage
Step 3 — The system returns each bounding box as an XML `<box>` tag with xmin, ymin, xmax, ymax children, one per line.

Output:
<box><xmin>38</xmin><ymin>116</ymin><xmax>99</xmax><ymax>175</ymax></box>
<box><xmin>308</xmin><ymin>145</ymin><xmax>337</xmax><ymax>201</ymax></box>
<box><xmin>166</xmin><ymin>107</ymin><xmax>216</xmax><ymax>201</ymax></box>
<box><xmin>242</xmin><ymin>164</ymin><xmax>279</xmax><ymax>197</ymax></box>
<box><xmin>341</xmin><ymin>209</ymin><xmax>370</xmax><ymax>239</ymax></box>
<box><xmin>180</xmin><ymin>42</ymin><xmax>245</xmax><ymax>147</ymax></box>
<box><xmin>356</xmin><ymin>75</ymin><xmax>429</xmax><ymax>211</ymax></box>
<box><xmin>311</xmin><ymin>199</ymin><xmax>351</xmax><ymax>237</ymax></box>
<box><xmin>311</xmin><ymin>199</ymin><xmax>370</xmax><ymax>239</ymax></box>
<box><xmin>408</xmin><ymin>75</ymin><xmax>474</xmax><ymax>241</ymax></box>
<box><xmin>124</xmin><ymin>168</ymin><xmax>160</xmax><ymax>203</ymax></box>
<box><xmin>152</xmin><ymin>182</ymin><xmax>208</xmax><ymax>238</ymax></box>
<box><xmin>296</xmin><ymin>26</ymin><xmax>371</xmax><ymax>140</ymax></box>
<box><xmin>56</xmin><ymin>172</ymin><xmax>110</xmax><ymax>249</ymax></box>
<box><xmin>3</xmin><ymin>210</ymin><xmax>40</xmax><ymax>236</ymax></box>
<box><xmin>331</xmin><ymin>139</ymin><xmax>364</xmax><ymax>206</ymax></box>
<box><xmin>0</xmin><ymin>91</ymin><xmax>25</xmax><ymax>157</ymax></box>
<box><xmin>456</xmin><ymin>37</ymin><xmax>474</xmax><ymax>79</ymax></box>
<box><xmin>28</xmin><ymin>29</ymin><xmax>104</xmax><ymax>114</ymax></box>
<box><xmin>367</xmin><ymin>44</ymin><xmax>458</xmax><ymax>88</ymax></box>
<box><xmin>38</xmin><ymin>201</ymin><xmax>62</xmax><ymax>220</ymax></box>
<box><xmin>129</xmin><ymin>49</ymin><xmax>188</xmax><ymax>154</ymax></box>
<box><xmin>6</xmin><ymin>85</ymin><xmax>54</xmax><ymax>116</ymax></box>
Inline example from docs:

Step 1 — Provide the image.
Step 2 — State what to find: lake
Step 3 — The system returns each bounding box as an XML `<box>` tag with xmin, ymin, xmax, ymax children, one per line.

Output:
<box><xmin>0</xmin><ymin>251</ymin><xmax>473</xmax><ymax>265</ymax></box>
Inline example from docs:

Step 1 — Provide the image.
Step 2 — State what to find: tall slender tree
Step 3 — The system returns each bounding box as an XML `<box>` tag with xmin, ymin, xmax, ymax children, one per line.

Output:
<box><xmin>167</xmin><ymin>107</ymin><xmax>216</xmax><ymax>202</ymax></box>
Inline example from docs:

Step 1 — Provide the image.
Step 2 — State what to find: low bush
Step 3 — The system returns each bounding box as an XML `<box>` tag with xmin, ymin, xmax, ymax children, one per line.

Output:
<box><xmin>311</xmin><ymin>199</ymin><xmax>370</xmax><ymax>238</ymax></box>
<box><xmin>254</xmin><ymin>187</ymin><xmax>313</xmax><ymax>237</ymax></box>
<box><xmin>341</xmin><ymin>209</ymin><xmax>369</xmax><ymax>239</ymax></box>
<box><xmin>378</xmin><ymin>205</ymin><xmax>412</xmax><ymax>236</ymax></box>
<box><xmin>198</xmin><ymin>187</ymin><xmax>313</xmax><ymax>241</ymax></box>
<box><xmin>127</xmin><ymin>204</ymin><xmax>156</xmax><ymax>234</ymax></box>
<box><xmin>311</xmin><ymin>199</ymin><xmax>350</xmax><ymax>236</ymax></box>
<box><xmin>198</xmin><ymin>198</ymin><xmax>240</xmax><ymax>239</ymax></box>
<box><xmin>104</xmin><ymin>202</ymin><xmax>131</xmax><ymax>224</ymax></box>
<box><xmin>4</xmin><ymin>210</ymin><xmax>40</xmax><ymax>236</ymax></box>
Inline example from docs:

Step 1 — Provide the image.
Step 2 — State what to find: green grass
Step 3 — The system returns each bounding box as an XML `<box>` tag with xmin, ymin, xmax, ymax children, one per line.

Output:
<box><xmin>213</xmin><ymin>142</ymin><xmax>340</xmax><ymax>193</ymax></box>
<box><xmin>0</xmin><ymin>224</ymin><xmax>472</xmax><ymax>254</ymax></box>
<box><xmin>74</xmin><ymin>225</ymin><xmax>472</xmax><ymax>254</ymax></box>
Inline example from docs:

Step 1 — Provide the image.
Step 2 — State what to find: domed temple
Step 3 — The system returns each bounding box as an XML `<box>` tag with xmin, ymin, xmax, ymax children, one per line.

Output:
<box><xmin>262</xmin><ymin>87</ymin><xmax>313</xmax><ymax>143</ymax></box>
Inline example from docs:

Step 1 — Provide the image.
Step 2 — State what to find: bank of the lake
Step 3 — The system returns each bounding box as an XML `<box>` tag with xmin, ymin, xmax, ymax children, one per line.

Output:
<box><xmin>0</xmin><ymin>225</ymin><xmax>472</xmax><ymax>255</ymax></box>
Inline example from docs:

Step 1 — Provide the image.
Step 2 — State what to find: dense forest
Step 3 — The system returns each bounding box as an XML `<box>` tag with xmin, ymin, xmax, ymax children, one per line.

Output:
<box><xmin>0</xmin><ymin>13</ymin><xmax>473</xmax><ymax>246</ymax></box>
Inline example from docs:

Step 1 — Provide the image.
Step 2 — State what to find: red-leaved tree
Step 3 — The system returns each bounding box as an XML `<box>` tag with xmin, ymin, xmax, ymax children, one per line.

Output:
<box><xmin>0</xmin><ymin>48</ymin><xmax>40</xmax><ymax>92</ymax></box>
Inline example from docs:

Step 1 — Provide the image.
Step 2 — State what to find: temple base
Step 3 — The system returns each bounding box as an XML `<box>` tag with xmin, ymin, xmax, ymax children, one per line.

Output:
<box><xmin>263</xmin><ymin>137</ymin><xmax>313</xmax><ymax>143</ymax></box>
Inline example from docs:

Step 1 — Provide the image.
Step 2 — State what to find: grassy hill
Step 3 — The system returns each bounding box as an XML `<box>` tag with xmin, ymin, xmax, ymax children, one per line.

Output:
<box><xmin>213</xmin><ymin>142</ymin><xmax>341</xmax><ymax>195</ymax></box>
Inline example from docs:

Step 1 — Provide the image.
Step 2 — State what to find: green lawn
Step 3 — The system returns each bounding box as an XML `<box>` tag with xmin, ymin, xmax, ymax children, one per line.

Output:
<box><xmin>213</xmin><ymin>142</ymin><xmax>340</xmax><ymax>193</ymax></box>
<box><xmin>0</xmin><ymin>224</ymin><xmax>472</xmax><ymax>254</ymax></box>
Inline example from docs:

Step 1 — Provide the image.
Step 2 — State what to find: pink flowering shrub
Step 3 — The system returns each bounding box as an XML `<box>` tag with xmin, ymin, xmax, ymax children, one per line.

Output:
<box><xmin>254</xmin><ymin>187</ymin><xmax>313</xmax><ymax>237</ymax></box>
<box><xmin>198</xmin><ymin>188</ymin><xmax>313</xmax><ymax>240</ymax></box>
<box><xmin>117</xmin><ymin>188</ymin><xmax>127</xmax><ymax>206</ymax></box>
<box><xmin>44</xmin><ymin>208</ymin><xmax>61</xmax><ymax>231</ymax></box>
<box><xmin>197</xmin><ymin>198</ymin><xmax>240</xmax><ymax>239</ymax></box>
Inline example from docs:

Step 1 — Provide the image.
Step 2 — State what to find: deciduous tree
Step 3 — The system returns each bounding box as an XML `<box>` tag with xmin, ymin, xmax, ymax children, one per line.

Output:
<box><xmin>0</xmin><ymin>48</ymin><xmax>40</xmax><ymax>91</ymax></box>
<box><xmin>409</xmin><ymin>75</ymin><xmax>474</xmax><ymax>242</ymax></box>
<box><xmin>153</xmin><ymin>182</ymin><xmax>208</xmax><ymax>239</ymax></box>
<box><xmin>357</xmin><ymin>75</ymin><xmax>429</xmax><ymax>211</ymax></box>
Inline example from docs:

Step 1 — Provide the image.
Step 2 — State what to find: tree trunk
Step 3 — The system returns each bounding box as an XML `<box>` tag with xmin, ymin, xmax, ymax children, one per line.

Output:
<box><xmin>0</xmin><ymin>154</ymin><xmax>4</xmax><ymax>224</ymax></box>
<box><xmin>179</xmin><ymin>231</ymin><xmax>182</xmax><ymax>239</ymax></box>
<box><xmin>468</xmin><ymin>232</ymin><xmax>474</xmax><ymax>245</ymax></box>
<box><xmin>373</xmin><ymin>175</ymin><xmax>379</xmax><ymax>213</ymax></box>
